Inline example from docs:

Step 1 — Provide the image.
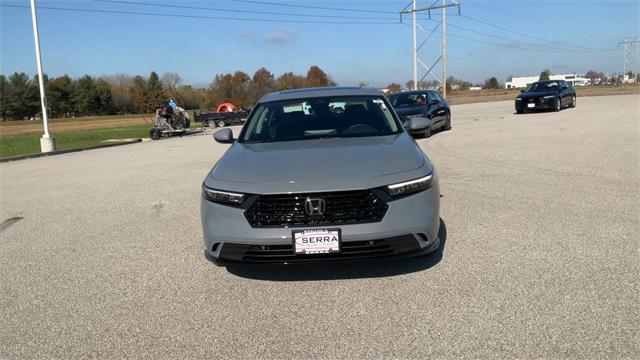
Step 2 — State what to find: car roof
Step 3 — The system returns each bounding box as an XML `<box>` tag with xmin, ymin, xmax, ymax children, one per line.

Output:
<box><xmin>388</xmin><ymin>90</ymin><xmax>434</xmax><ymax>97</ymax></box>
<box><xmin>259</xmin><ymin>86</ymin><xmax>383</xmax><ymax>103</ymax></box>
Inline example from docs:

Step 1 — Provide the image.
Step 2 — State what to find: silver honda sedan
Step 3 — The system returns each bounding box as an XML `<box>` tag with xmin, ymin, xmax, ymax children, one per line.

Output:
<box><xmin>201</xmin><ymin>87</ymin><xmax>440</xmax><ymax>265</ymax></box>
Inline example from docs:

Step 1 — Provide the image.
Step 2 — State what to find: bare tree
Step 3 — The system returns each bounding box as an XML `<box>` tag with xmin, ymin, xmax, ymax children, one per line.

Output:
<box><xmin>161</xmin><ymin>72</ymin><xmax>183</xmax><ymax>98</ymax></box>
<box><xmin>539</xmin><ymin>69</ymin><xmax>551</xmax><ymax>81</ymax></box>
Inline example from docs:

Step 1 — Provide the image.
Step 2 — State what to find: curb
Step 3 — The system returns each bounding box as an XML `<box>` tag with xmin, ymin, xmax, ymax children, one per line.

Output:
<box><xmin>0</xmin><ymin>138</ymin><xmax>142</xmax><ymax>163</ymax></box>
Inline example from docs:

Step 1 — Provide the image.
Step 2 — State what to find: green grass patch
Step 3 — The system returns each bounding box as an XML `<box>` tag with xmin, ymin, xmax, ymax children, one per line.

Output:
<box><xmin>0</xmin><ymin>113</ymin><xmax>151</xmax><ymax>128</ymax></box>
<box><xmin>0</xmin><ymin>124</ymin><xmax>152</xmax><ymax>158</ymax></box>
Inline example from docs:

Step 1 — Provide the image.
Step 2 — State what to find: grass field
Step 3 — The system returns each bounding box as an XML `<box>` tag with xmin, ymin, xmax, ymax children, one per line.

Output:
<box><xmin>0</xmin><ymin>122</ymin><xmax>208</xmax><ymax>159</ymax></box>
<box><xmin>0</xmin><ymin>124</ymin><xmax>152</xmax><ymax>158</ymax></box>
<box><xmin>0</xmin><ymin>113</ymin><xmax>153</xmax><ymax>137</ymax></box>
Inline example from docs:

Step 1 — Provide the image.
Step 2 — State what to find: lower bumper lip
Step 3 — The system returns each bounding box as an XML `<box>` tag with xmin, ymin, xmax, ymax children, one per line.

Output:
<box><xmin>204</xmin><ymin>233</ymin><xmax>441</xmax><ymax>265</ymax></box>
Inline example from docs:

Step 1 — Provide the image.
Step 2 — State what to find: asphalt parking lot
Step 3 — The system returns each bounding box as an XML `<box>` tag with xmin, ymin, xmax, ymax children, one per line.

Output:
<box><xmin>1</xmin><ymin>95</ymin><xmax>638</xmax><ymax>359</ymax></box>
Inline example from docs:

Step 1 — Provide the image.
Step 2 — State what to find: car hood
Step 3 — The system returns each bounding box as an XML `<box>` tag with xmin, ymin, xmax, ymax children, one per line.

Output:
<box><xmin>205</xmin><ymin>133</ymin><xmax>431</xmax><ymax>194</ymax></box>
<box><xmin>518</xmin><ymin>91</ymin><xmax>557</xmax><ymax>99</ymax></box>
<box><xmin>394</xmin><ymin>106</ymin><xmax>424</xmax><ymax>117</ymax></box>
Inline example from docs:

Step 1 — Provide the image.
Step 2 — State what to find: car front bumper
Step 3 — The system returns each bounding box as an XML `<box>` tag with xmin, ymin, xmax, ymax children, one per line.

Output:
<box><xmin>516</xmin><ymin>97</ymin><xmax>556</xmax><ymax>111</ymax></box>
<box><xmin>201</xmin><ymin>179</ymin><xmax>440</xmax><ymax>265</ymax></box>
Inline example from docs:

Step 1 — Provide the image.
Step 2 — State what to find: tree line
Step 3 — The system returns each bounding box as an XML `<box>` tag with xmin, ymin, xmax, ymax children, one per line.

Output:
<box><xmin>384</xmin><ymin>75</ymin><xmax>498</xmax><ymax>94</ymax></box>
<box><xmin>0</xmin><ymin>65</ymin><xmax>335</xmax><ymax>121</ymax></box>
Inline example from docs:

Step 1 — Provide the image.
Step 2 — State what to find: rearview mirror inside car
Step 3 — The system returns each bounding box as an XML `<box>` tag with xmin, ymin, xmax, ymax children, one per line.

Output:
<box><xmin>213</xmin><ymin>128</ymin><xmax>234</xmax><ymax>143</ymax></box>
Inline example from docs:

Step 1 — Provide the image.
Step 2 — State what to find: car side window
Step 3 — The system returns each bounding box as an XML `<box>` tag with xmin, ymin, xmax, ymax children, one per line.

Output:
<box><xmin>427</xmin><ymin>91</ymin><xmax>438</xmax><ymax>104</ymax></box>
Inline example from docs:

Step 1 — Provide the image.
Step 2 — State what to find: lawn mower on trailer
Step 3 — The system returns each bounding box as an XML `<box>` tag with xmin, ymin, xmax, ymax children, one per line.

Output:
<box><xmin>149</xmin><ymin>98</ymin><xmax>191</xmax><ymax>140</ymax></box>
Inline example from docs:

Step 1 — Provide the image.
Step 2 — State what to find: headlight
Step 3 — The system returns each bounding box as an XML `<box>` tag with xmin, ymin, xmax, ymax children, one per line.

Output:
<box><xmin>543</xmin><ymin>95</ymin><xmax>556</xmax><ymax>99</ymax></box>
<box><xmin>202</xmin><ymin>185</ymin><xmax>245</xmax><ymax>205</ymax></box>
<box><xmin>386</xmin><ymin>174</ymin><xmax>433</xmax><ymax>197</ymax></box>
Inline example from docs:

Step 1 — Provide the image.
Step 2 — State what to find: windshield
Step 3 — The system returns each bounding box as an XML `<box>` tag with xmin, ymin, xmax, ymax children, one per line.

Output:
<box><xmin>239</xmin><ymin>96</ymin><xmax>402</xmax><ymax>143</ymax></box>
<box><xmin>388</xmin><ymin>92</ymin><xmax>427</xmax><ymax>107</ymax></box>
<box><xmin>526</xmin><ymin>82</ymin><xmax>558</xmax><ymax>92</ymax></box>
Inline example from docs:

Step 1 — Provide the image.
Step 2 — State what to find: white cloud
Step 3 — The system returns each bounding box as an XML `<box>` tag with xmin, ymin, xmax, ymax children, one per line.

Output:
<box><xmin>263</xmin><ymin>28</ymin><xmax>297</xmax><ymax>45</ymax></box>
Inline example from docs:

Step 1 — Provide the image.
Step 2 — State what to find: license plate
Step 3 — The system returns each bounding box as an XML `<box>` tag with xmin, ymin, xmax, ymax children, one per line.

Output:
<box><xmin>292</xmin><ymin>229</ymin><xmax>341</xmax><ymax>255</ymax></box>
<box><xmin>527</xmin><ymin>103</ymin><xmax>535</xmax><ymax>108</ymax></box>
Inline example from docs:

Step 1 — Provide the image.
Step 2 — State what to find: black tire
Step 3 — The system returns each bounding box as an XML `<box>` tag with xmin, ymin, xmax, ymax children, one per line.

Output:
<box><xmin>516</xmin><ymin>109</ymin><xmax>524</xmax><ymax>114</ymax></box>
<box><xmin>425</xmin><ymin>127</ymin><xmax>432</xmax><ymax>138</ymax></box>
<box><xmin>570</xmin><ymin>95</ymin><xmax>576</xmax><ymax>108</ymax></box>
<box><xmin>183</xmin><ymin>118</ymin><xmax>190</xmax><ymax>129</ymax></box>
<box><xmin>555</xmin><ymin>97</ymin><xmax>561</xmax><ymax>112</ymax></box>
<box><xmin>207</xmin><ymin>119</ymin><xmax>215</xmax><ymax>128</ymax></box>
<box><xmin>217</xmin><ymin>120</ymin><xmax>226</xmax><ymax>128</ymax></box>
<box><xmin>443</xmin><ymin>113</ymin><xmax>452</xmax><ymax>131</ymax></box>
<box><xmin>149</xmin><ymin>127</ymin><xmax>162</xmax><ymax>140</ymax></box>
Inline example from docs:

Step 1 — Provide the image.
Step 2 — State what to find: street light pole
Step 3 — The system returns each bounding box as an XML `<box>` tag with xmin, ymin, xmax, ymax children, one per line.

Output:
<box><xmin>442</xmin><ymin>0</ymin><xmax>447</xmax><ymax>98</ymax></box>
<box><xmin>30</xmin><ymin>0</ymin><xmax>55</xmax><ymax>152</ymax></box>
<box><xmin>412</xmin><ymin>0</ymin><xmax>417</xmax><ymax>90</ymax></box>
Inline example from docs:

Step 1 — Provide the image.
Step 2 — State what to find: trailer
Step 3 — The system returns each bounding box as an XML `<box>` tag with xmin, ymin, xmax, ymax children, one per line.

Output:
<box><xmin>148</xmin><ymin>100</ymin><xmax>191</xmax><ymax>140</ymax></box>
<box><xmin>194</xmin><ymin>110</ymin><xmax>249</xmax><ymax>128</ymax></box>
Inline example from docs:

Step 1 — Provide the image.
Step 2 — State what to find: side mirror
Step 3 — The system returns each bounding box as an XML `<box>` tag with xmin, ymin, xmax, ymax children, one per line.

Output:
<box><xmin>401</xmin><ymin>116</ymin><xmax>411</xmax><ymax>129</ymax></box>
<box><xmin>520</xmin><ymin>89</ymin><xmax>524</xmax><ymax>93</ymax></box>
<box><xmin>213</xmin><ymin>128</ymin><xmax>234</xmax><ymax>143</ymax></box>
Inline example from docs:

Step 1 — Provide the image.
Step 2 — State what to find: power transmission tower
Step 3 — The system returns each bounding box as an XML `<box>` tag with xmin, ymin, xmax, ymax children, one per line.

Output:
<box><xmin>400</xmin><ymin>0</ymin><xmax>460</xmax><ymax>98</ymax></box>
<box><xmin>618</xmin><ymin>37</ymin><xmax>640</xmax><ymax>82</ymax></box>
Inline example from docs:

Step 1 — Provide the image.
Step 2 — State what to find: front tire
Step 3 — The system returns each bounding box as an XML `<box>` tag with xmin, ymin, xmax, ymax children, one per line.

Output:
<box><xmin>570</xmin><ymin>95</ymin><xmax>576</xmax><ymax>108</ymax></box>
<box><xmin>425</xmin><ymin>126</ymin><xmax>432</xmax><ymax>138</ymax></box>
<box><xmin>149</xmin><ymin>127</ymin><xmax>162</xmax><ymax>140</ymax></box>
<box><xmin>443</xmin><ymin>113</ymin><xmax>452</xmax><ymax>131</ymax></box>
<box><xmin>555</xmin><ymin>97</ymin><xmax>561</xmax><ymax>112</ymax></box>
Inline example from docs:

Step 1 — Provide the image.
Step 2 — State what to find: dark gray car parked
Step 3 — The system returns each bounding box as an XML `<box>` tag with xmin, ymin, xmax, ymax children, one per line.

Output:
<box><xmin>388</xmin><ymin>90</ymin><xmax>451</xmax><ymax>138</ymax></box>
<box><xmin>201</xmin><ymin>87</ymin><xmax>441</xmax><ymax>265</ymax></box>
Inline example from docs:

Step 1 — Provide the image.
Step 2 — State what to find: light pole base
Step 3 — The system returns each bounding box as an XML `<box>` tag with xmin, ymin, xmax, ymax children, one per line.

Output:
<box><xmin>40</xmin><ymin>135</ymin><xmax>56</xmax><ymax>153</ymax></box>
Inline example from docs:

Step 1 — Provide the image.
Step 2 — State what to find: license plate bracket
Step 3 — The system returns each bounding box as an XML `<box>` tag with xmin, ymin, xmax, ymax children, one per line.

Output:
<box><xmin>292</xmin><ymin>229</ymin><xmax>341</xmax><ymax>255</ymax></box>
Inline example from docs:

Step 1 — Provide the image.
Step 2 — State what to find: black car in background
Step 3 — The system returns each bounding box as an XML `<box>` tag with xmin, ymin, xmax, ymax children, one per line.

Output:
<box><xmin>515</xmin><ymin>80</ymin><xmax>576</xmax><ymax>114</ymax></box>
<box><xmin>388</xmin><ymin>90</ymin><xmax>451</xmax><ymax>138</ymax></box>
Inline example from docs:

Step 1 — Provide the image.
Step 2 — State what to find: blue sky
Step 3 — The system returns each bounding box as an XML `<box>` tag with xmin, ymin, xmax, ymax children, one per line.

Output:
<box><xmin>1</xmin><ymin>0</ymin><xmax>638</xmax><ymax>87</ymax></box>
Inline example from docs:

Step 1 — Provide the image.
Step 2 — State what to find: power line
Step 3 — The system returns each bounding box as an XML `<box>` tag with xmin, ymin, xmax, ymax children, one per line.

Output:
<box><xmin>227</xmin><ymin>0</ymin><xmax>397</xmax><ymax>14</ymax></box>
<box><xmin>399</xmin><ymin>22</ymin><xmax>610</xmax><ymax>54</ymax></box>
<box><xmin>458</xmin><ymin>14</ymin><xmax>613</xmax><ymax>52</ymax></box>
<box><xmin>441</xmin><ymin>20</ymin><xmax>617</xmax><ymax>53</ymax></box>
<box><xmin>2</xmin><ymin>2</ymin><xmax>619</xmax><ymax>54</ymax></box>
<box><xmin>91</xmin><ymin>0</ymin><xmax>395</xmax><ymax>20</ymax></box>
<box><xmin>0</xmin><ymin>3</ymin><xmax>398</xmax><ymax>24</ymax></box>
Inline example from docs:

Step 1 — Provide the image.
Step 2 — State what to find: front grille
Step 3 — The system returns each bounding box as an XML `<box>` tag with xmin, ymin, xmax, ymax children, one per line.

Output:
<box><xmin>244</xmin><ymin>190</ymin><xmax>388</xmax><ymax>228</ymax></box>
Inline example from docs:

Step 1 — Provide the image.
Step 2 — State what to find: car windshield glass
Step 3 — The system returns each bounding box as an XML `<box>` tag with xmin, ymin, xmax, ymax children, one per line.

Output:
<box><xmin>239</xmin><ymin>96</ymin><xmax>401</xmax><ymax>143</ymax></box>
<box><xmin>526</xmin><ymin>82</ymin><xmax>558</xmax><ymax>92</ymax></box>
<box><xmin>388</xmin><ymin>93</ymin><xmax>425</xmax><ymax>107</ymax></box>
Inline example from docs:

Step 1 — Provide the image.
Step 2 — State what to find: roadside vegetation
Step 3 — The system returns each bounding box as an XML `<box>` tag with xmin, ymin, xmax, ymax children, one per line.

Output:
<box><xmin>0</xmin><ymin>66</ymin><xmax>335</xmax><ymax>121</ymax></box>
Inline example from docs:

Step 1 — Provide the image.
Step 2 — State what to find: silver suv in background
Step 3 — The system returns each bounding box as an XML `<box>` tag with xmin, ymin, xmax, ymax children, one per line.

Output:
<box><xmin>201</xmin><ymin>87</ymin><xmax>441</xmax><ymax>265</ymax></box>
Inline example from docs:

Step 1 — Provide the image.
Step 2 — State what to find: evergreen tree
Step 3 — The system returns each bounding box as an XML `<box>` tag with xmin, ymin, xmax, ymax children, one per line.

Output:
<box><xmin>146</xmin><ymin>71</ymin><xmax>165</xmax><ymax>108</ymax></box>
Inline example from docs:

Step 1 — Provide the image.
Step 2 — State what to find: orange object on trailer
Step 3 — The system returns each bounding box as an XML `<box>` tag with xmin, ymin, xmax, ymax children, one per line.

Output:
<box><xmin>216</xmin><ymin>102</ymin><xmax>238</xmax><ymax>113</ymax></box>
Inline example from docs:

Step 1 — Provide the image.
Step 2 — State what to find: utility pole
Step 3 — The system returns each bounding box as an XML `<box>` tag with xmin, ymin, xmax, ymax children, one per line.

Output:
<box><xmin>413</xmin><ymin>0</ymin><xmax>418</xmax><ymax>90</ymax></box>
<box><xmin>441</xmin><ymin>0</ymin><xmax>447</xmax><ymax>98</ymax></box>
<box><xmin>30</xmin><ymin>0</ymin><xmax>55</xmax><ymax>152</ymax></box>
<box><xmin>619</xmin><ymin>37</ymin><xmax>640</xmax><ymax>83</ymax></box>
<box><xmin>401</xmin><ymin>0</ymin><xmax>460</xmax><ymax>97</ymax></box>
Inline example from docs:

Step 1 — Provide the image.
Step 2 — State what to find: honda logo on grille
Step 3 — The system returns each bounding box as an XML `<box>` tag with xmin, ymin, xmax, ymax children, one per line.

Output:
<box><xmin>304</xmin><ymin>198</ymin><xmax>326</xmax><ymax>216</ymax></box>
